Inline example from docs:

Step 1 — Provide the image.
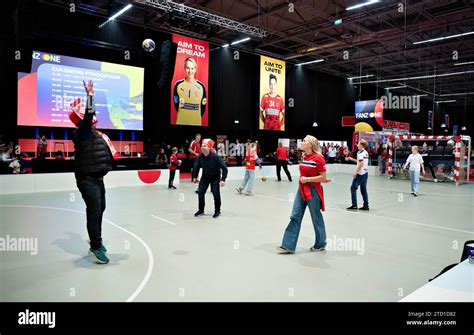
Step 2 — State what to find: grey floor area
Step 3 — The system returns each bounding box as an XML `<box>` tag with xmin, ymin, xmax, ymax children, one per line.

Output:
<box><xmin>1</xmin><ymin>173</ymin><xmax>473</xmax><ymax>302</ymax></box>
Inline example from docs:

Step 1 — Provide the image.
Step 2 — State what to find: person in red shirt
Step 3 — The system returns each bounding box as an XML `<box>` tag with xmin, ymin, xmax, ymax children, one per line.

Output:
<box><xmin>339</xmin><ymin>145</ymin><xmax>346</xmax><ymax>163</ymax></box>
<box><xmin>236</xmin><ymin>144</ymin><xmax>262</xmax><ymax>196</ymax></box>
<box><xmin>188</xmin><ymin>133</ymin><xmax>201</xmax><ymax>182</ymax></box>
<box><xmin>260</xmin><ymin>74</ymin><xmax>285</xmax><ymax>131</ymax></box>
<box><xmin>276</xmin><ymin>142</ymin><xmax>292</xmax><ymax>182</ymax></box>
<box><xmin>278</xmin><ymin>135</ymin><xmax>331</xmax><ymax>254</ymax></box>
<box><xmin>168</xmin><ymin>147</ymin><xmax>181</xmax><ymax>189</ymax></box>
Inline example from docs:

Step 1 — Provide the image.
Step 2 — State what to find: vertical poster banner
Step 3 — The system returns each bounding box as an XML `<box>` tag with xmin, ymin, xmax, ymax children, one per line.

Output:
<box><xmin>453</xmin><ymin>125</ymin><xmax>459</xmax><ymax>136</ymax></box>
<box><xmin>259</xmin><ymin>56</ymin><xmax>286</xmax><ymax>131</ymax></box>
<box><xmin>427</xmin><ymin>110</ymin><xmax>433</xmax><ymax>129</ymax></box>
<box><xmin>445</xmin><ymin>114</ymin><xmax>450</xmax><ymax>129</ymax></box>
<box><xmin>170</xmin><ymin>34</ymin><xmax>209</xmax><ymax>126</ymax></box>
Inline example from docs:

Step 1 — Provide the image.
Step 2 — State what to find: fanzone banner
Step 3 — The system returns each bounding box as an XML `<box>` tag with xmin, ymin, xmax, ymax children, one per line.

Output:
<box><xmin>354</xmin><ymin>100</ymin><xmax>384</xmax><ymax>132</ymax></box>
<box><xmin>171</xmin><ymin>34</ymin><xmax>209</xmax><ymax>126</ymax></box>
<box><xmin>259</xmin><ymin>56</ymin><xmax>286</xmax><ymax>131</ymax></box>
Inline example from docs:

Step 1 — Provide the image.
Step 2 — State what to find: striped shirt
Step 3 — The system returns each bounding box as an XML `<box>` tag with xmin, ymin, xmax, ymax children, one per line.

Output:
<box><xmin>299</xmin><ymin>152</ymin><xmax>326</xmax><ymax>211</ymax></box>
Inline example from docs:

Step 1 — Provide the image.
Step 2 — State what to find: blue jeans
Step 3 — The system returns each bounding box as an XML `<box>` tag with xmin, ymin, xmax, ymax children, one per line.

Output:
<box><xmin>240</xmin><ymin>169</ymin><xmax>255</xmax><ymax>193</ymax></box>
<box><xmin>409</xmin><ymin>170</ymin><xmax>420</xmax><ymax>193</ymax></box>
<box><xmin>351</xmin><ymin>174</ymin><xmax>369</xmax><ymax>208</ymax></box>
<box><xmin>281</xmin><ymin>186</ymin><xmax>326</xmax><ymax>252</ymax></box>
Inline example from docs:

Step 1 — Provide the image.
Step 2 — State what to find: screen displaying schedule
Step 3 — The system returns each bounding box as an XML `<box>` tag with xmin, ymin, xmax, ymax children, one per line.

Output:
<box><xmin>18</xmin><ymin>51</ymin><xmax>144</xmax><ymax>130</ymax></box>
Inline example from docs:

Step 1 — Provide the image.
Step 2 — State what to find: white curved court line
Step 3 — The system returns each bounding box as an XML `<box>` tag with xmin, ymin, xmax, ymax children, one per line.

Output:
<box><xmin>151</xmin><ymin>214</ymin><xmax>176</xmax><ymax>225</ymax></box>
<box><xmin>0</xmin><ymin>204</ymin><xmax>154</xmax><ymax>302</ymax></box>
<box><xmin>251</xmin><ymin>194</ymin><xmax>474</xmax><ymax>235</ymax></box>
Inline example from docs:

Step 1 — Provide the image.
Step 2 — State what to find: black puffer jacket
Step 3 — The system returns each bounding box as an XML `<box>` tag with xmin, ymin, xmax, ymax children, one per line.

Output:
<box><xmin>73</xmin><ymin>96</ymin><xmax>112</xmax><ymax>180</ymax></box>
<box><xmin>73</xmin><ymin>131</ymin><xmax>112</xmax><ymax>179</ymax></box>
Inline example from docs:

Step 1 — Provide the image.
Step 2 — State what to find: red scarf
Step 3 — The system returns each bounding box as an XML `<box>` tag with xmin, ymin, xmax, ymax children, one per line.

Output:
<box><xmin>95</xmin><ymin>130</ymin><xmax>119</xmax><ymax>160</ymax></box>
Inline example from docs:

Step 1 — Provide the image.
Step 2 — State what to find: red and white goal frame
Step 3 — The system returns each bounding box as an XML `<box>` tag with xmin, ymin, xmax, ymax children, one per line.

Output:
<box><xmin>387</xmin><ymin>135</ymin><xmax>471</xmax><ymax>185</ymax></box>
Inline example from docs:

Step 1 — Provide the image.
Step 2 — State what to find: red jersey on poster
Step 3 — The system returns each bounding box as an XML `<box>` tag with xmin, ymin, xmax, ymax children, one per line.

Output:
<box><xmin>260</xmin><ymin>94</ymin><xmax>284</xmax><ymax>130</ymax></box>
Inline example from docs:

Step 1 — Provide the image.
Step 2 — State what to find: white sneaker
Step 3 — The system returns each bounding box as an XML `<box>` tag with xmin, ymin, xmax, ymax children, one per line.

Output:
<box><xmin>244</xmin><ymin>191</ymin><xmax>253</xmax><ymax>196</ymax></box>
<box><xmin>413</xmin><ymin>192</ymin><xmax>418</xmax><ymax>197</ymax></box>
<box><xmin>310</xmin><ymin>246</ymin><xmax>326</xmax><ymax>252</ymax></box>
<box><xmin>236</xmin><ymin>187</ymin><xmax>243</xmax><ymax>194</ymax></box>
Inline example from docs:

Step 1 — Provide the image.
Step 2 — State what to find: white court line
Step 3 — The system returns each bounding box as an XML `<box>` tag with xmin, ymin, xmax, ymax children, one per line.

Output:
<box><xmin>329</xmin><ymin>179</ymin><xmax>474</xmax><ymax>197</ymax></box>
<box><xmin>151</xmin><ymin>214</ymin><xmax>176</xmax><ymax>225</ymax></box>
<box><xmin>0</xmin><ymin>204</ymin><xmax>154</xmax><ymax>302</ymax></box>
<box><xmin>252</xmin><ymin>194</ymin><xmax>474</xmax><ymax>235</ymax></box>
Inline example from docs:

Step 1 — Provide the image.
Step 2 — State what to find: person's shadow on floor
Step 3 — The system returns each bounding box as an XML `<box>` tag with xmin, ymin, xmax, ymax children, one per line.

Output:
<box><xmin>53</xmin><ymin>232</ymin><xmax>130</xmax><ymax>267</ymax></box>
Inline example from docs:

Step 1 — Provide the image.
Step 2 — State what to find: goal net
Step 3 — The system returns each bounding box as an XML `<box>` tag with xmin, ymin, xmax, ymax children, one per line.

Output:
<box><xmin>387</xmin><ymin>135</ymin><xmax>471</xmax><ymax>185</ymax></box>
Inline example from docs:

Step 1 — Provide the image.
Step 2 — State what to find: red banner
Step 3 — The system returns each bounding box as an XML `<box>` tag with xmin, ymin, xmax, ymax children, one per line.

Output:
<box><xmin>170</xmin><ymin>34</ymin><xmax>209</xmax><ymax>126</ymax></box>
<box><xmin>341</xmin><ymin>116</ymin><xmax>356</xmax><ymax>127</ymax></box>
<box><xmin>382</xmin><ymin>120</ymin><xmax>410</xmax><ymax>131</ymax></box>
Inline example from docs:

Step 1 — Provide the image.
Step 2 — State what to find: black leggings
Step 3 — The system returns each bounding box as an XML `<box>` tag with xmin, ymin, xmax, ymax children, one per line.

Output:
<box><xmin>169</xmin><ymin>170</ymin><xmax>176</xmax><ymax>187</ymax></box>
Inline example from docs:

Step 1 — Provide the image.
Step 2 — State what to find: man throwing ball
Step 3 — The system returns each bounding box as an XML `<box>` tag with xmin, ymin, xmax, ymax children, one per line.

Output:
<box><xmin>194</xmin><ymin>139</ymin><xmax>228</xmax><ymax>218</ymax></box>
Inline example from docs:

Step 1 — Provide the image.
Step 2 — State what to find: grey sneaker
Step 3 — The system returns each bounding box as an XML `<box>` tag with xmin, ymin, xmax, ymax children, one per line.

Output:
<box><xmin>236</xmin><ymin>187</ymin><xmax>243</xmax><ymax>194</ymax></box>
<box><xmin>277</xmin><ymin>246</ymin><xmax>294</xmax><ymax>254</ymax></box>
<box><xmin>89</xmin><ymin>248</ymin><xmax>109</xmax><ymax>264</ymax></box>
<box><xmin>244</xmin><ymin>191</ymin><xmax>253</xmax><ymax>196</ymax></box>
<box><xmin>310</xmin><ymin>246</ymin><xmax>326</xmax><ymax>252</ymax></box>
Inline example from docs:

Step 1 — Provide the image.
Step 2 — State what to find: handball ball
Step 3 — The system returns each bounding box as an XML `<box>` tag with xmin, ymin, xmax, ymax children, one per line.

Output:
<box><xmin>261</xmin><ymin>176</ymin><xmax>267</xmax><ymax>182</ymax></box>
<box><xmin>142</xmin><ymin>39</ymin><xmax>156</xmax><ymax>52</ymax></box>
<box><xmin>447</xmin><ymin>139</ymin><xmax>455</xmax><ymax>146</ymax></box>
<box><xmin>177</xmin><ymin>160</ymin><xmax>182</xmax><ymax>166</ymax></box>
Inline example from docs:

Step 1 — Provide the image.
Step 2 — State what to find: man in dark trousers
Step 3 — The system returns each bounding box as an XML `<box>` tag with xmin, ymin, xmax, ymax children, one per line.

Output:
<box><xmin>276</xmin><ymin>142</ymin><xmax>292</xmax><ymax>182</ymax></box>
<box><xmin>194</xmin><ymin>139</ymin><xmax>228</xmax><ymax>218</ymax></box>
<box><xmin>421</xmin><ymin>142</ymin><xmax>438</xmax><ymax>182</ymax></box>
<box><xmin>70</xmin><ymin>80</ymin><xmax>118</xmax><ymax>264</ymax></box>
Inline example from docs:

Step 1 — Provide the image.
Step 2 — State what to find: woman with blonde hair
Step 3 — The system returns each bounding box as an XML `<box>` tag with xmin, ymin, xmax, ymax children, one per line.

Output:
<box><xmin>403</xmin><ymin>145</ymin><xmax>425</xmax><ymax>196</ymax></box>
<box><xmin>278</xmin><ymin>135</ymin><xmax>330</xmax><ymax>254</ymax></box>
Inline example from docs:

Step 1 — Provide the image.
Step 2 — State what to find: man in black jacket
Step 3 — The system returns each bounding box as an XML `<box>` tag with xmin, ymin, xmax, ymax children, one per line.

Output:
<box><xmin>70</xmin><ymin>80</ymin><xmax>115</xmax><ymax>264</ymax></box>
<box><xmin>194</xmin><ymin>139</ymin><xmax>228</xmax><ymax>218</ymax></box>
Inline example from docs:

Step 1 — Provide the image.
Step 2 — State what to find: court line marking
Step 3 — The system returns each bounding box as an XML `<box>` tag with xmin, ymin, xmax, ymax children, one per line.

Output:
<box><xmin>329</xmin><ymin>179</ymin><xmax>474</xmax><ymax>197</ymax></box>
<box><xmin>251</xmin><ymin>194</ymin><xmax>474</xmax><ymax>235</ymax></box>
<box><xmin>151</xmin><ymin>215</ymin><xmax>176</xmax><ymax>225</ymax></box>
<box><xmin>0</xmin><ymin>204</ymin><xmax>154</xmax><ymax>302</ymax></box>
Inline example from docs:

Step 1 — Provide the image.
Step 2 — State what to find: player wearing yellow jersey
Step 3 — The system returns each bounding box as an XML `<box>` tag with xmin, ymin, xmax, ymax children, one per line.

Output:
<box><xmin>173</xmin><ymin>58</ymin><xmax>207</xmax><ymax>126</ymax></box>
